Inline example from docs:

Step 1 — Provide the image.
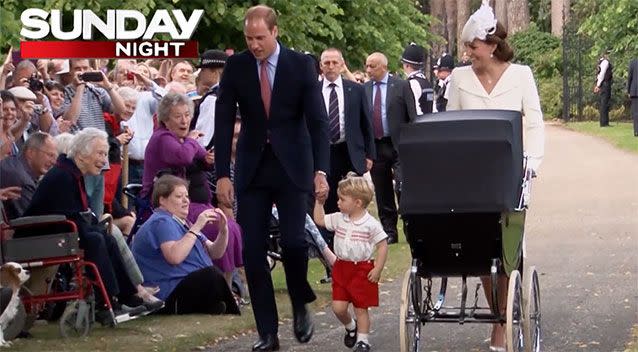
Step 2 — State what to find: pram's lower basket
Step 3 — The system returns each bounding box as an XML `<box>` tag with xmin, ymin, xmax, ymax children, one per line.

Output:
<box><xmin>404</xmin><ymin>211</ymin><xmax>525</xmax><ymax>277</ymax></box>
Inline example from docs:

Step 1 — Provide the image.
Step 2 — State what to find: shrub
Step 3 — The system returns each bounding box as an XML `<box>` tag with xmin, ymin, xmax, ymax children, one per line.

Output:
<box><xmin>537</xmin><ymin>76</ymin><xmax>563</xmax><ymax>119</ymax></box>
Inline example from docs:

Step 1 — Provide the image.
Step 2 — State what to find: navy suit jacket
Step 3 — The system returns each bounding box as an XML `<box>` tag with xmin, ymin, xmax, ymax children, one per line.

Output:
<box><xmin>321</xmin><ymin>78</ymin><xmax>376</xmax><ymax>174</ymax></box>
<box><xmin>215</xmin><ymin>45</ymin><xmax>329</xmax><ymax>192</ymax></box>
<box><xmin>364</xmin><ymin>75</ymin><xmax>417</xmax><ymax>149</ymax></box>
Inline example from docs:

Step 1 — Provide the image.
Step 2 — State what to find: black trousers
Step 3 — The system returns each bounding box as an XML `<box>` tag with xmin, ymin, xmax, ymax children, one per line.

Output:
<box><xmin>81</xmin><ymin>229</ymin><xmax>135</xmax><ymax>301</ymax></box>
<box><xmin>321</xmin><ymin>142</ymin><xmax>357</xmax><ymax>246</ymax></box>
<box><xmin>599</xmin><ymin>81</ymin><xmax>612</xmax><ymax>126</ymax></box>
<box><xmin>631</xmin><ymin>97</ymin><xmax>638</xmax><ymax>136</ymax></box>
<box><xmin>237</xmin><ymin>146</ymin><xmax>316</xmax><ymax>336</ymax></box>
<box><xmin>369</xmin><ymin>137</ymin><xmax>400</xmax><ymax>240</ymax></box>
<box><xmin>160</xmin><ymin>267</ymin><xmax>239</xmax><ymax>315</ymax></box>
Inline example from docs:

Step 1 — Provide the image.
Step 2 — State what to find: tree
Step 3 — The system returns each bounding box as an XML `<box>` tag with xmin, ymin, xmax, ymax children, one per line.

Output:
<box><xmin>551</xmin><ymin>0</ymin><xmax>570</xmax><ymax>36</ymax></box>
<box><xmin>507</xmin><ymin>0</ymin><xmax>530</xmax><ymax>35</ymax></box>
<box><xmin>456</xmin><ymin>0</ymin><xmax>470</xmax><ymax>59</ymax></box>
<box><xmin>430</xmin><ymin>0</ymin><xmax>447</xmax><ymax>59</ymax></box>
<box><xmin>0</xmin><ymin>0</ymin><xmax>434</xmax><ymax>73</ymax></box>
<box><xmin>494</xmin><ymin>0</ymin><xmax>508</xmax><ymax>32</ymax></box>
<box><xmin>445</xmin><ymin>0</ymin><xmax>457</xmax><ymax>58</ymax></box>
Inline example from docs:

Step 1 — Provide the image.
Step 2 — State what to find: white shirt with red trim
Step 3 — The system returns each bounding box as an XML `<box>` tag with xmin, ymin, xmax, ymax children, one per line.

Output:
<box><xmin>324</xmin><ymin>211</ymin><xmax>388</xmax><ymax>262</ymax></box>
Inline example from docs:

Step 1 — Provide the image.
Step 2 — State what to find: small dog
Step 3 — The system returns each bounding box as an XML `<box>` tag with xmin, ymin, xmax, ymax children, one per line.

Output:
<box><xmin>0</xmin><ymin>262</ymin><xmax>30</xmax><ymax>347</ymax></box>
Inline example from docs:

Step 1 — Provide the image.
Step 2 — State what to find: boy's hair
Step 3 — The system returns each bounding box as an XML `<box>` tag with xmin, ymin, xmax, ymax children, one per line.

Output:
<box><xmin>337</xmin><ymin>172</ymin><xmax>375</xmax><ymax>207</ymax></box>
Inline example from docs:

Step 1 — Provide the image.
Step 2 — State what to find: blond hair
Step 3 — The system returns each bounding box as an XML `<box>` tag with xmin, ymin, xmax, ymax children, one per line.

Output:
<box><xmin>337</xmin><ymin>172</ymin><xmax>375</xmax><ymax>208</ymax></box>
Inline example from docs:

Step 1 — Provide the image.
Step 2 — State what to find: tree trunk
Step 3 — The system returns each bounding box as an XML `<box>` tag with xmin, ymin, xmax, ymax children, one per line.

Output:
<box><xmin>551</xmin><ymin>0</ymin><xmax>571</xmax><ymax>36</ymax></box>
<box><xmin>456</xmin><ymin>0</ymin><xmax>470</xmax><ymax>60</ymax></box>
<box><xmin>494</xmin><ymin>0</ymin><xmax>508</xmax><ymax>32</ymax></box>
<box><xmin>431</xmin><ymin>0</ymin><xmax>447</xmax><ymax>60</ymax></box>
<box><xmin>446</xmin><ymin>0</ymin><xmax>457</xmax><ymax>57</ymax></box>
<box><xmin>507</xmin><ymin>0</ymin><xmax>530</xmax><ymax>35</ymax></box>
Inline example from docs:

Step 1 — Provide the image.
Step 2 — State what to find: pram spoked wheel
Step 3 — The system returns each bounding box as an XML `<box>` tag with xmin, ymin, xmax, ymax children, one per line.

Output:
<box><xmin>506</xmin><ymin>270</ymin><xmax>524</xmax><ymax>352</ymax></box>
<box><xmin>399</xmin><ymin>268</ymin><xmax>421</xmax><ymax>352</ymax></box>
<box><xmin>59</xmin><ymin>300</ymin><xmax>91</xmax><ymax>338</ymax></box>
<box><xmin>523</xmin><ymin>266</ymin><xmax>541</xmax><ymax>352</ymax></box>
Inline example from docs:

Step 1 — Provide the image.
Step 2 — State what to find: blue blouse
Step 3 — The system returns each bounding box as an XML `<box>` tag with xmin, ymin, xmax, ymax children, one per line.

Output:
<box><xmin>131</xmin><ymin>209</ymin><xmax>213</xmax><ymax>300</ymax></box>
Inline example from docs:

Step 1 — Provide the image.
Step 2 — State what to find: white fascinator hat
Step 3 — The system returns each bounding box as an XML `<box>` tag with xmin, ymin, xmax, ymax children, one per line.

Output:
<box><xmin>460</xmin><ymin>0</ymin><xmax>498</xmax><ymax>44</ymax></box>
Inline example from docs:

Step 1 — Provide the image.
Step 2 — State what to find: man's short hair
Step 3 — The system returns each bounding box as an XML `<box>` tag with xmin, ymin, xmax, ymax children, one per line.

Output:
<box><xmin>245</xmin><ymin>5</ymin><xmax>277</xmax><ymax>30</ymax></box>
<box><xmin>22</xmin><ymin>132</ymin><xmax>51</xmax><ymax>152</ymax></box>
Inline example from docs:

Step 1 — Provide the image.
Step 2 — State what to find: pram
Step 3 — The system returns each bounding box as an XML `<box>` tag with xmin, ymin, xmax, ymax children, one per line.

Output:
<box><xmin>397</xmin><ymin>110</ymin><xmax>541</xmax><ymax>352</ymax></box>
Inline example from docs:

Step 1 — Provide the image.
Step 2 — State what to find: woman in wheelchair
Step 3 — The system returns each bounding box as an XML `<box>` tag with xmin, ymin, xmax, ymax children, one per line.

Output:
<box><xmin>447</xmin><ymin>3</ymin><xmax>545</xmax><ymax>350</ymax></box>
<box><xmin>22</xmin><ymin>128</ymin><xmax>159</xmax><ymax>318</ymax></box>
<box><xmin>131</xmin><ymin>175</ymin><xmax>240</xmax><ymax>315</ymax></box>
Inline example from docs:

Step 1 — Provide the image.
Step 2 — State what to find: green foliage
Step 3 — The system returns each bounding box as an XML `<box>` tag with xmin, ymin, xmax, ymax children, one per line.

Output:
<box><xmin>537</xmin><ymin>76</ymin><xmax>563</xmax><ymax>119</ymax></box>
<box><xmin>0</xmin><ymin>0</ymin><xmax>435</xmax><ymax>72</ymax></box>
<box><xmin>576</xmin><ymin>0</ymin><xmax>638</xmax><ymax>83</ymax></box>
<box><xmin>509</xmin><ymin>23</ymin><xmax>562</xmax><ymax>79</ymax></box>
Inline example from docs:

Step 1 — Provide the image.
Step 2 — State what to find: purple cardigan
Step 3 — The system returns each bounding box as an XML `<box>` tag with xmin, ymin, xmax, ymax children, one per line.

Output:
<box><xmin>141</xmin><ymin>126</ymin><xmax>207</xmax><ymax>197</ymax></box>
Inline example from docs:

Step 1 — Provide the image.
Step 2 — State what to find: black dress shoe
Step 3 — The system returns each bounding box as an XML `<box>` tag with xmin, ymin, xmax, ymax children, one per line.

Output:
<box><xmin>252</xmin><ymin>334</ymin><xmax>280</xmax><ymax>351</ymax></box>
<box><xmin>293</xmin><ymin>304</ymin><xmax>314</xmax><ymax>343</ymax></box>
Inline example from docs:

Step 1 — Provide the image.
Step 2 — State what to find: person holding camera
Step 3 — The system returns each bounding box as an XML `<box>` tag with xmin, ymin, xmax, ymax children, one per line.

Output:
<box><xmin>9</xmin><ymin>60</ymin><xmax>58</xmax><ymax>137</ymax></box>
<box><xmin>61</xmin><ymin>59</ymin><xmax>127</xmax><ymax>218</ymax></box>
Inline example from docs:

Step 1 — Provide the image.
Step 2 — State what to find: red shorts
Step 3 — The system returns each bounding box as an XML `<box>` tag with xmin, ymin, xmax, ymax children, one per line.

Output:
<box><xmin>332</xmin><ymin>259</ymin><xmax>379</xmax><ymax>308</ymax></box>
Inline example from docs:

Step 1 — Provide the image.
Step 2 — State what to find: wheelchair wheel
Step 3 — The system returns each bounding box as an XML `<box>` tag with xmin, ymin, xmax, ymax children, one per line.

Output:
<box><xmin>506</xmin><ymin>270</ymin><xmax>524</xmax><ymax>352</ymax></box>
<box><xmin>523</xmin><ymin>266</ymin><xmax>541</xmax><ymax>352</ymax></box>
<box><xmin>59</xmin><ymin>300</ymin><xmax>90</xmax><ymax>338</ymax></box>
<box><xmin>399</xmin><ymin>268</ymin><xmax>421</xmax><ymax>352</ymax></box>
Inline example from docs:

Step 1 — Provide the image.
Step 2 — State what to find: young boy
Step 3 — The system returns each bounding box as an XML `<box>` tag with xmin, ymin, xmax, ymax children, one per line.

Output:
<box><xmin>314</xmin><ymin>173</ymin><xmax>389</xmax><ymax>352</ymax></box>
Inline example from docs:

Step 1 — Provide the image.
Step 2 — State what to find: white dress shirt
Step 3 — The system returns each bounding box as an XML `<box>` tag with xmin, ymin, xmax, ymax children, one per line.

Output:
<box><xmin>447</xmin><ymin>64</ymin><xmax>545</xmax><ymax>171</ymax></box>
<box><xmin>322</xmin><ymin>76</ymin><xmax>345</xmax><ymax>143</ymax></box>
<box><xmin>596</xmin><ymin>59</ymin><xmax>609</xmax><ymax>88</ymax></box>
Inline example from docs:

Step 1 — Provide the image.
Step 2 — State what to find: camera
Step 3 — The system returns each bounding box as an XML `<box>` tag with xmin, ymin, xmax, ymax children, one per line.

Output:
<box><xmin>33</xmin><ymin>104</ymin><xmax>44</xmax><ymax>114</ymax></box>
<box><xmin>79</xmin><ymin>71</ymin><xmax>104</xmax><ymax>82</ymax></box>
<box><xmin>28</xmin><ymin>74</ymin><xmax>44</xmax><ymax>92</ymax></box>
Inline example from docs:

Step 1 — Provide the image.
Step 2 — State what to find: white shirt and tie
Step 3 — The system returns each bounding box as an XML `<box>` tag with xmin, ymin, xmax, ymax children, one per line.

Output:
<box><xmin>322</xmin><ymin>76</ymin><xmax>346</xmax><ymax>143</ymax></box>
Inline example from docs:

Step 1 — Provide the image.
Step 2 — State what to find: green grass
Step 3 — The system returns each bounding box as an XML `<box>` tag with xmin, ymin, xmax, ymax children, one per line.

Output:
<box><xmin>8</xmin><ymin>208</ymin><xmax>411</xmax><ymax>352</ymax></box>
<box><xmin>564</xmin><ymin>121</ymin><xmax>638</xmax><ymax>154</ymax></box>
<box><xmin>625</xmin><ymin>325</ymin><xmax>638</xmax><ymax>352</ymax></box>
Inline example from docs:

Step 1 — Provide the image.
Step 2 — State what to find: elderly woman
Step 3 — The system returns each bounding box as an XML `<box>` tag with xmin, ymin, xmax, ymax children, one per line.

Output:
<box><xmin>22</xmin><ymin>128</ymin><xmax>152</xmax><ymax>319</ymax></box>
<box><xmin>103</xmin><ymin>86</ymin><xmax>137</xmax><ymax>236</ymax></box>
<box><xmin>141</xmin><ymin>93</ymin><xmax>243</xmax><ymax>288</ymax></box>
<box><xmin>132</xmin><ymin>175</ymin><xmax>240</xmax><ymax>315</ymax></box>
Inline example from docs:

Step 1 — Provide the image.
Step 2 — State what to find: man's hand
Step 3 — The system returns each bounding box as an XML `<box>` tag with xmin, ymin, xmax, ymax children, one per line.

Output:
<box><xmin>0</xmin><ymin>186</ymin><xmax>21</xmax><ymax>201</ymax></box>
<box><xmin>365</xmin><ymin>158</ymin><xmax>373</xmax><ymax>172</ymax></box>
<box><xmin>314</xmin><ymin>172</ymin><xmax>329</xmax><ymax>201</ymax></box>
<box><xmin>593</xmin><ymin>85</ymin><xmax>600</xmax><ymax>94</ymax></box>
<box><xmin>216</xmin><ymin>177</ymin><xmax>235</xmax><ymax>208</ymax></box>
<box><xmin>97</xmin><ymin>71</ymin><xmax>113</xmax><ymax>91</ymax></box>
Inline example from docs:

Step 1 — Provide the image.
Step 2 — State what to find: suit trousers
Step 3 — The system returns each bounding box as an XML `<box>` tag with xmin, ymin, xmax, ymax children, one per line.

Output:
<box><xmin>237</xmin><ymin>145</ymin><xmax>316</xmax><ymax>336</ymax></box>
<box><xmin>321</xmin><ymin>142</ymin><xmax>357</xmax><ymax>245</ymax></box>
<box><xmin>631</xmin><ymin>97</ymin><xmax>638</xmax><ymax>136</ymax></box>
<box><xmin>599</xmin><ymin>81</ymin><xmax>612</xmax><ymax>126</ymax></box>
<box><xmin>369</xmin><ymin>137</ymin><xmax>400</xmax><ymax>240</ymax></box>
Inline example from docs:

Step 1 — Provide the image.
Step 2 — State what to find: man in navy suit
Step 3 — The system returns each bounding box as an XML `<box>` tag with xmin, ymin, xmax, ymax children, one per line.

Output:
<box><xmin>364</xmin><ymin>52</ymin><xmax>418</xmax><ymax>244</ymax></box>
<box><xmin>214</xmin><ymin>5</ymin><xmax>330</xmax><ymax>351</ymax></box>
<box><xmin>318</xmin><ymin>47</ymin><xmax>376</xmax><ymax>258</ymax></box>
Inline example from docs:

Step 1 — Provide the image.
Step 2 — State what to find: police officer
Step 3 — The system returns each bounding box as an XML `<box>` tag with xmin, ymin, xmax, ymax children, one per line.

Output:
<box><xmin>400</xmin><ymin>43</ymin><xmax>433</xmax><ymax>116</ymax></box>
<box><xmin>434</xmin><ymin>53</ymin><xmax>454</xmax><ymax>112</ymax></box>
<box><xmin>594</xmin><ymin>49</ymin><xmax>613</xmax><ymax>127</ymax></box>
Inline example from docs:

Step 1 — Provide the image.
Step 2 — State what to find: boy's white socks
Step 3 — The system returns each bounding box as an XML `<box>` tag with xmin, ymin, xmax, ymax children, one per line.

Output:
<box><xmin>357</xmin><ymin>333</ymin><xmax>369</xmax><ymax>344</ymax></box>
<box><xmin>345</xmin><ymin>319</ymin><xmax>356</xmax><ymax>331</ymax></box>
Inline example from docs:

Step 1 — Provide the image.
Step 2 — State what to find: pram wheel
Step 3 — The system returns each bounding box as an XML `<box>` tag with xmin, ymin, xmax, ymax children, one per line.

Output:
<box><xmin>59</xmin><ymin>300</ymin><xmax>91</xmax><ymax>338</ymax></box>
<box><xmin>506</xmin><ymin>270</ymin><xmax>524</xmax><ymax>352</ymax></box>
<box><xmin>399</xmin><ymin>268</ymin><xmax>421</xmax><ymax>352</ymax></box>
<box><xmin>523</xmin><ymin>266</ymin><xmax>541</xmax><ymax>352</ymax></box>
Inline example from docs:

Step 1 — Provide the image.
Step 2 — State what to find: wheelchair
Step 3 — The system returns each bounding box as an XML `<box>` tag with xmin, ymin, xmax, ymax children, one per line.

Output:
<box><xmin>397</xmin><ymin>110</ymin><xmax>541</xmax><ymax>352</ymax></box>
<box><xmin>0</xmin><ymin>206</ymin><xmax>147</xmax><ymax>340</ymax></box>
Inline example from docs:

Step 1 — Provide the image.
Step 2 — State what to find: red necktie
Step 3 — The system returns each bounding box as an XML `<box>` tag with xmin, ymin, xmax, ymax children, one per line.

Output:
<box><xmin>260</xmin><ymin>60</ymin><xmax>271</xmax><ymax>118</ymax></box>
<box><xmin>373</xmin><ymin>82</ymin><xmax>383</xmax><ymax>139</ymax></box>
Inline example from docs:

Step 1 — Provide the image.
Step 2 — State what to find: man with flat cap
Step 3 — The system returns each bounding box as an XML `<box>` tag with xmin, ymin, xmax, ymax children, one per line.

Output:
<box><xmin>400</xmin><ymin>43</ymin><xmax>433</xmax><ymax>116</ymax></box>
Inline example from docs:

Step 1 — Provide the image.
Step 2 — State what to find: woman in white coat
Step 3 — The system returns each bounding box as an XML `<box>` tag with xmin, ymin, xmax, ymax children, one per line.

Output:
<box><xmin>446</xmin><ymin>1</ymin><xmax>545</xmax><ymax>350</ymax></box>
